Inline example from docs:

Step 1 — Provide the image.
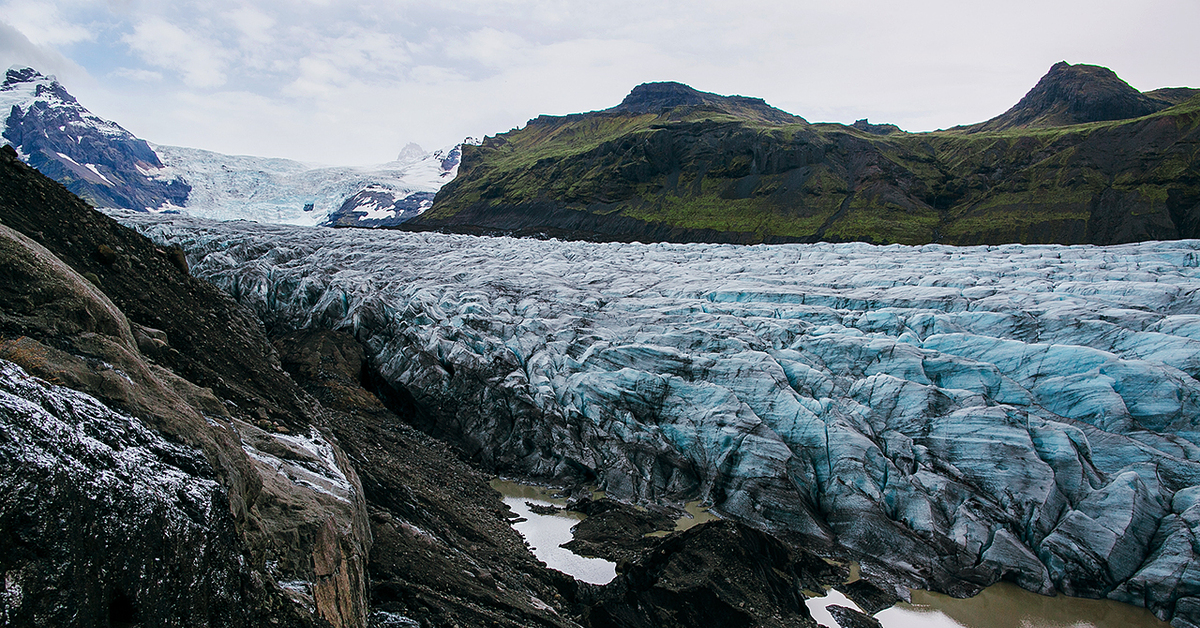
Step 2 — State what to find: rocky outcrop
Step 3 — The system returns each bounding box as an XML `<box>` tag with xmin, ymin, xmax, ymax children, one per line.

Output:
<box><xmin>608</xmin><ymin>81</ymin><xmax>804</xmax><ymax>125</ymax></box>
<box><xmin>584</xmin><ymin>520</ymin><xmax>841</xmax><ymax>628</ymax></box>
<box><xmin>415</xmin><ymin>65</ymin><xmax>1199</xmax><ymax>247</ymax></box>
<box><xmin>325</xmin><ymin>189</ymin><xmax>435</xmax><ymax>227</ymax></box>
<box><xmin>126</xmin><ymin>211</ymin><xmax>1200</xmax><ymax>625</ymax></box>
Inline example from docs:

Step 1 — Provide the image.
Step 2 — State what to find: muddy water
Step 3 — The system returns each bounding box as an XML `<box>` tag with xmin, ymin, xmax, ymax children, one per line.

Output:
<box><xmin>808</xmin><ymin>580</ymin><xmax>1166</xmax><ymax>628</ymax></box>
<box><xmin>489</xmin><ymin>479</ymin><xmax>617</xmax><ymax>585</ymax></box>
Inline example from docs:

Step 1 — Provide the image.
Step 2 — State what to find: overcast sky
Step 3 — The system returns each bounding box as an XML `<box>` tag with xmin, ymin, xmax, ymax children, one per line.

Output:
<box><xmin>2</xmin><ymin>0</ymin><xmax>1198</xmax><ymax>165</ymax></box>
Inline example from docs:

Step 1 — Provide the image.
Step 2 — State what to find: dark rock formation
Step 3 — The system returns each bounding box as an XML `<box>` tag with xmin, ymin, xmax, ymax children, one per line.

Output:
<box><xmin>561</xmin><ymin>498</ymin><xmax>676</xmax><ymax>564</ymax></box>
<box><xmin>1</xmin><ymin>67</ymin><xmax>190</xmax><ymax>210</ymax></box>
<box><xmin>608</xmin><ymin>82</ymin><xmax>803</xmax><ymax>125</ymax></box>
<box><xmin>967</xmin><ymin>62</ymin><xmax>1175</xmax><ymax>132</ymax></box>
<box><xmin>851</xmin><ymin>119</ymin><xmax>903</xmax><ymax>135</ymax></box>
<box><xmin>583</xmin><ymin>520</ymin><xmax>843</xmax><ymax>628</ymax></box>
<box><xmin>0</xmin><ymin>144</ymin><xmax>370</xmax><ymax>627</ymax></box>
<box><xmin>835</xmin><ymin>580</ymin><xmax>900</xmax><ymax>617</ymax></box>
<box><xmin>827</xmin><ymin>605</ymin><xmax>882</xmax><ymax>628</ymax></box>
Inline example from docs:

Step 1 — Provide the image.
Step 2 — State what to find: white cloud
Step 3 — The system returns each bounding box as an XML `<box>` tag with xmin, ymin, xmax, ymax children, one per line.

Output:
<box><xmin>123</xmin><ymin>17</ymin><xmax>228</xmax><ymax>88</ymax></box>
<box><xmin>0</xmin><ymin>2</ymin><xmax>92</xmax><ymax>46</ymax></box>
<box><xmin>226</xmin><ymin>7</ymin><xmax>275</xmax><ymax>44</ymax></box>
<box><xmin>109</xmin><ymin>67</ymin><xmax>163</xmax><ymax>82</ymax></box>
<box><xmin>0</xmin><ymin>20</ymin><xmax>89</xmax><ymax>84</ymax></box>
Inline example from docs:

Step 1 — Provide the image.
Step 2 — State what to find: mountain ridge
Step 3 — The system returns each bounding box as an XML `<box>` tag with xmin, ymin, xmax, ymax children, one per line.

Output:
<box><xmin>413</xmin><ymin>62</ymin><xmax>1200</xmax><ymax>246</ymax></box>
<box><xmin>962</xmin><ymin>61</ymin><xmax>1178</xmax><ymax>132</ymax></box>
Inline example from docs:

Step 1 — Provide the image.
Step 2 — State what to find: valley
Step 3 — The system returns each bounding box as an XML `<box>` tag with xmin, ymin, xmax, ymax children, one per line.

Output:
<box><xmin>2</xmin><ymin>56</ymin><xmax>1200</xmax><ymax>628</ymax></box>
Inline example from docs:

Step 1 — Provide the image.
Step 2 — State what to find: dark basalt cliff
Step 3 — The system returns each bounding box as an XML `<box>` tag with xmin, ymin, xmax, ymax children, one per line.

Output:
<box><xmin>414</xmin><ymin>63</ymin><xmax>1200</xmax><ymax>246</ymax></box>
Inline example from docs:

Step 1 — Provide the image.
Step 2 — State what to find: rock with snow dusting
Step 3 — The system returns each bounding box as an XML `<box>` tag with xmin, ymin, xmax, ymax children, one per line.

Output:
<box><xmin>123</xmin><ymin>212</ymin><xmax>1200</xmax><ymax>624</ymax></box>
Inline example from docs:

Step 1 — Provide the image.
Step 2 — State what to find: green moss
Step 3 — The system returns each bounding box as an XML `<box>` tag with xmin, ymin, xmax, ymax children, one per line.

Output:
<box><xmin>425</xmin><ymin>92</ymin><xmax>1200</xmax><ymax>244</ymax></box>
<box><xmin>624</xmin><ymin>188</ymin><xmax>837</xmax><ymax>238</ymax></box>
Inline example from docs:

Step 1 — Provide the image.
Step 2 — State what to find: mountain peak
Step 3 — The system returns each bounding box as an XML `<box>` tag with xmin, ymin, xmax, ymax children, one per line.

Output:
<box><xmin>969</xmin><ymin>61</ymin><xmax>1170</xmax><ymax>132</ymax></box>
<box><xmin>612</xmin><ymin>82</ymin><xmax>709</xmax><ymax>113</ymax></box>
<box><xmin>607</xmin><ymin>81</ymin><xmax>803</xmax><ymax>124</ymax></box>
<box><xmin>396</xmin><ymin>142</ymin><xmax>427</xmax><ymax>162</ymax></box>
<box><xmin>4</xmin><ymin>66</ymin><xmax>49</xmax><ymax>87</ymax></box>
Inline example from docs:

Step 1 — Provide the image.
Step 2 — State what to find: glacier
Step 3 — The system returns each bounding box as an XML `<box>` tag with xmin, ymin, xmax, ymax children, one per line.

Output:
<box><xmin>151</xmin><ymin>142</ymin><xmax>464</xmax><ymax>227</ymax></box>
<box><xmin>120</xmin><ymin>211</ymin><xmax>1200</xmax><ymax>623</ymax></box>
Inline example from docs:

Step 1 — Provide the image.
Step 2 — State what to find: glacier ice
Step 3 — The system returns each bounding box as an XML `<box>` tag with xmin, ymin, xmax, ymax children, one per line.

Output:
<box><xmin>151</xmin><ymin>142</ymin><xmax>461</xmax><ymax>226</ymax></box>
<box><xmin>120</xmin><ymin>211</ymin><xmax>1200</xmax><ymax>619</ymax></box>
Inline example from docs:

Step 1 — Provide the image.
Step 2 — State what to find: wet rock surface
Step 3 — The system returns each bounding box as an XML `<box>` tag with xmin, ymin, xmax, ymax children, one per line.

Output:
<box><xmin>123</xmin><ymin>211</ymin><xmax>1200</xmax><ymax>625</ymax></box>
<box><xmin>584</xmin><ymin>520</ymin><xmax>842</xmax><ymax>628</ymax></box>
<box><xmin>561</xmin><ymin>498</ymin><xmax>675</xmax><ymax>565</ymax></box>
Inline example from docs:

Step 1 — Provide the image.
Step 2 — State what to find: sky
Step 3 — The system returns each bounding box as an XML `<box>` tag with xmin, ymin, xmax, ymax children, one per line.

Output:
<box><xmin>2</xmin><ymin>0</ymin><xmax>1198</xmax><ymax>166</ymax></box>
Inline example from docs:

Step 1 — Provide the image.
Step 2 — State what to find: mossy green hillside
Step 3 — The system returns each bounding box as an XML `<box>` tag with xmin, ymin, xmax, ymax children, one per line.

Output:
<box><xmin>417</xmin><ymin>82</ymin><xmax>1200</xmax><ymax>246</ymax></box>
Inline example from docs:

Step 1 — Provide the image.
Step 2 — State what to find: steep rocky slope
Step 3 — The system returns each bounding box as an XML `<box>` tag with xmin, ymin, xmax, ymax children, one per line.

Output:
<box><xmin>415</xmin><ymin>63</ymin><xmax>1200</xmax><ymax>246</ymax></box>
<box><xmin>0</xmin><ymin>145</ymin><xmax>370</xmax><ymax>627</ymax></box>
<box><xmin>125</xmin><ymin>210</ymin><xmax>1200</xmax><ymax>625</ymax></box>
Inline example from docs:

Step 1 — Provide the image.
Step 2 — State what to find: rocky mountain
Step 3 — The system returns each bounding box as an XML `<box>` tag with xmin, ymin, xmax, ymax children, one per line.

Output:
<box><xmin>0</xmin><ymin>66</ymin><xmax>191</xmax><ymax>211</ymax></box>
<box><xmin>414</xmin><ymin>62</ymin><xmax>1200</xmax><ymax>246</ymax></box>
<box><xmin>609</xmin><ymin>81</ymin><xmax>803</xmax><ymax>124</ymax></box>
<box><xmin>0</xmin><ymin>65</ymin><xmax>460</xmax><ymax>227</ymax></box>
<box><xmin>125</xmin><ymin>206</ymin><xmax>1200</xmax><ymax>626</ymax></box>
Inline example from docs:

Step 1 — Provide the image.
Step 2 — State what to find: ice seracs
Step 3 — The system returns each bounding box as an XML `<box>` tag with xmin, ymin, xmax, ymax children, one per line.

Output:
<box><xmin>120</xmin><ymin>212</ymin><xmax>1200</xmax><ymax>624</ymax></box>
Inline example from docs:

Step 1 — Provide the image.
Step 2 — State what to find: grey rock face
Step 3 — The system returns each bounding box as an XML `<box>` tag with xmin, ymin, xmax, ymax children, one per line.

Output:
<box><xmin>123</xmin><ymin>212</ymin><xmax>1200</xmax><ymax>624</ymax></box>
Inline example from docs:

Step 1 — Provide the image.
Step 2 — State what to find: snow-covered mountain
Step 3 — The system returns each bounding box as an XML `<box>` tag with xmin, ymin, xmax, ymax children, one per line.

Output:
<box><xmin>0</xmin><ymin>66</ymin><xmax>190</xmax><ymax>210</ymax></box>
<box><xmin>0</xmin><ymin>65</ymin><xmax>463</xmax><ymax>226</ymax></box>
<box><xmin>121</xmin><ymin>211</ymin><xmax>1200</xmax><ymax>625</ymax></box>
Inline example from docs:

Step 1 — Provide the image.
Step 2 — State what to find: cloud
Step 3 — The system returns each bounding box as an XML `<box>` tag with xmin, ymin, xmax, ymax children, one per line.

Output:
<box><xmin>0</xmin><ymin>20</ymin><xmax>89</xmax><ymax>82</ymax></box>
<box><xmin>6</xmin><ymin>0</ymin><xmax>1197</xmax><ymax>165</ymax></box>
<box><xmin>123</xmin><ymin>17</ymin><xmax>228</xmax><ymax>88</ymax></box>
<box><xmin>0</xmin><ymin>2</ymin><xmax>92</xmax><ymax>46</ymax></box>
<box><xmin>109</xmin><ymin>67</ymin><xmax>163</xmax><ymax>82</ymax></box>
<box><xmin>226</xmin><ymin>7</ymin><xmax>275</xmax><ymax>45</ymax></box>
